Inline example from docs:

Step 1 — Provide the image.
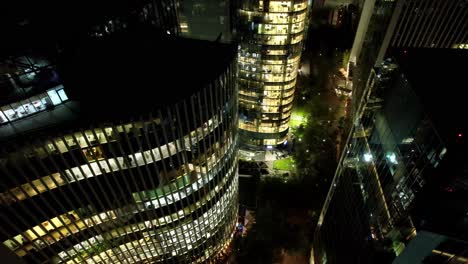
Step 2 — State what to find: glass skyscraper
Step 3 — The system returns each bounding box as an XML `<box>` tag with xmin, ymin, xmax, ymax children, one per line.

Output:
<box><xmin>313</xmin><ymin>0</ymin><xmax>468</xmax><ymax>258</ymax></box>
<box><xmin>313</xmin><ymin>48</ymin><xmax>468</xmax><ymax>264</ymax></box>
<box><xmin>313</xmin><ymin>0</ymin><xmax>468</xmax><ymax>260</ymax></box>
<box><xmin>236</xmin><ymin>0</ymin><xmax>309</xmax><ymax>147</ymax></box>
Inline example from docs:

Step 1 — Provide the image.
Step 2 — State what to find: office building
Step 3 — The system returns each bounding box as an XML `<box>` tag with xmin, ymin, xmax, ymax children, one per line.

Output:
<box><xmin>0</xmin><ymin>26</ymin><xmax>239</xmax><ymax>264</ymax></box>
<box><xmin>177</xmin><ymin>0</ymin><xmax>233</xmax><ymax>42</ymax></box>
<box><xmin>347</xmin><ymin>0</ymin><xmax>468</xmax><ymax>118</ymax></box>
<box><xmin>83</xmin><ymin>0</ymin><xmax>180</xmax><ymax>38</ymax></box>
<box><xmin>313</xmin><ymin>0</ymin><xmax>468</xmax><ymax>262</ymax></box>
<box><xmin>312</xmin><ymin>47</ymin><xmax>468</xmax><ymax>263</ymax></box>
<box><xmin>236</xmin><ymin>0</ymin><xmax>309</xmax><ymax>147</ymax></box>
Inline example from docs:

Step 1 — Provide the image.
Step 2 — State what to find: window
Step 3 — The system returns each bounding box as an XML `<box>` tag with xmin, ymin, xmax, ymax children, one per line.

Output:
<box><xmin>47</xmin><ymin>89</ymin><xmax>62</xmax><ymax>105</ymax></box>
<box><xmin>83</xmin><ymin>146</ymin><xmax>104</xmax><ymax>162</ymax></box>
<box><xmin>57</xmin><ymin>89</ymin><xmax>68</xmax><ymax>101</ymax></box>
<box><xmin>30</xmin><ymin>95</ymin><xmax>45</xmax><ymax>112</ymax></box>
<box><xmin>0</xmin><ymin>92</ymin><xmax>58</xmax><ymax>124</ymax></box>
<box><xmin>41</xmin><ymin>95</ymin><xmax>52</xmax><ymax>108</ymax></box>
<box><xmin>2</xmin><ymin>104</ymin><xmax>21</xmax><ymax>121</ymax></box>
<box><xmin>0</xmin><ymin>111</ymin><xmax>7</xmax><ymax>123</ymax></box>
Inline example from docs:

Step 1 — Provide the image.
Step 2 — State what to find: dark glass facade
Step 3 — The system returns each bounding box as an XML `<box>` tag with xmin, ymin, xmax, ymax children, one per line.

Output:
<box><xmin>85</xmin><ymin>0</ymin><xmax>180</xmax><ymax>38</ymax></box>
<box><xmin>389</xmin><ymin>0</ymin><xmax>468</xmax><ymax>49</ymax></box>
<box><xmin>177</xmin><ymin>0</ymin><xmax>232</xmax><ymax>42</ymax></box>
<box><xmin>313</xmin><ymin>49</ymin><xmax>468</xmax><ymax>263</ymax></box>
<box><xmin>319</xmin><ymin>0</ymin><xmax>468</xmax><ymax>260</ymax></box>
<box><xmin>314</xmin><ymin>62</ymin><xmax>441</xmax><ymax>263</ymax></box>
<box><xmin>348</xmin><ymin>0</ymin><xmax>468</xmax><ymax>119</ymax></box>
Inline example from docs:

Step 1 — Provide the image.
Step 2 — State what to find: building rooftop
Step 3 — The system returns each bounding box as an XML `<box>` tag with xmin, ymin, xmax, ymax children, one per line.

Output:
<box><xmin>0</xmin><ymin>27</ymin><xmax>236</xmax><ymax>143</ymax></box>
<box><xmin>62</xmin><ymin>26</ymin><xmax>236</xmax><ymax>115</ymax></box>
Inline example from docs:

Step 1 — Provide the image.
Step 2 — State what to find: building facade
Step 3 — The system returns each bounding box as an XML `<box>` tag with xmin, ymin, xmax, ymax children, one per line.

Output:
<box><xmin>313</xmin><ymin>61</ymin><xmax>440</xmax><ymax>263</ymax></box>
<box><xmin>347</xmin><ymin>0</ymin><xmax>468</xmax><ymax>118</ymax></box>
<box><xmin>84</xmin><ymin>0</ymin><xmax>180</xmax><ymax>38</ymax></box>
<box><xmin>236</xmin><ymin>0</ymin><xmax>309</xmax><ymax>147</ymax></box>
<box><xmin>0</xmin><ymin>30</ymin><xmax>239</xmax><ymax>263</ymax></box>
<box><xmin>313</xmin><ymin>0</ymin><xmax>468</xmax><ymax>261</ymax></box>
<box><xmin>312</xmin><ymin>0</ymin><xmax>468</xmax><ymax>263</ymax></box>
<box><xmin>177</xmin><ymin>0</ymin><xmax>233</xmax><ymax>42</ymax></box>
<box><xmin>313</xmin><ymin>48</ymin><xmax>468</xmax><ymax>263</ymax></box>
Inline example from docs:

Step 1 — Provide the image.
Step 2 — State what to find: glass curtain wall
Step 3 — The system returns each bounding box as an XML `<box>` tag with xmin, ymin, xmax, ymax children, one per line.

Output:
<box><xmin>0</xmin><ymin>86</ymin><xmax>68</xmax><ymax>124</ymax></box>
<box><xmin>313</xmin><ymin>61</ymin><xmax>445</xmax><ymax>263</ymax></box>
<box><xmin>0</xmin><ymin>62</ymin><xmax>238</xmax><ymax>264</ymax></box>
<box><xmin>237</xmin><ymin>0</ymin><xmax>308</xmax><ymax>147</ymax></box>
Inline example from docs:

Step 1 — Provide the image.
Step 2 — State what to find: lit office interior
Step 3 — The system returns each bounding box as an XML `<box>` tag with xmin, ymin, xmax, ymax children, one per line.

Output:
<box><xmin>237</xmin><ymin>0</ymin><xmax>308</xmax><ymax>147</ymax></box>
<box><xmin>0</xmin><ymin>59</ymin><xmax>239</xmax><ymax>264</ymax></box>
<box><xmin>0</xmin><ymin>55</ymin><xmax>67</xmax><ymax>124</ymax></box>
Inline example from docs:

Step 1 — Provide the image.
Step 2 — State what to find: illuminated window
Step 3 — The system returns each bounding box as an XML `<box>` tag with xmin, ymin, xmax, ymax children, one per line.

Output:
<box><xmin>0</xmin><ymin>110</ymin><xmax>7</xmax><ymax>123</ymax></box>
<box><xmin>47</xmin><ymin>89</ymin><xmax>62</xmax><ymax>105</ymax></box>
<box><xmin>83</xmin><ymin>146</ymin><xmax>105</xmax><ymax>162</ymax></box>
<box><xmin>57</xmin><ymin>88</ymin><xmax>68</xmax><ymax>101</ymax></box>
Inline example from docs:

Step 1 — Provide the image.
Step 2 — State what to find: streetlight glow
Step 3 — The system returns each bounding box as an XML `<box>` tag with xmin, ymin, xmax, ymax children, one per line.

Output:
<box><xmin>363</xmin><ymin>153</ymin><xmax>373</xmax><ymax>162</ymax></box>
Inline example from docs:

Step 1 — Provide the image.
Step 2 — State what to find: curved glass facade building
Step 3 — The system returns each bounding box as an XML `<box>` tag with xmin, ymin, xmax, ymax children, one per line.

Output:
<box><xmin>0</xmin><ymin>31</ymin><xmax>238</xmax><ymax>263</ymax></box>
<box><xmin>237</xmin><ymin>0</ymin><xmax>309</xmax><ymax>147</ymax></box>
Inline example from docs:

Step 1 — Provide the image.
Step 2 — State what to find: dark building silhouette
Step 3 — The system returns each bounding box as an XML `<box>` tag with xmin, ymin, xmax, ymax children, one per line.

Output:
<box><xmin>178</xmin><ymin>0</ymin><xmax>233</xmax><ymax>42</ymax></box>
